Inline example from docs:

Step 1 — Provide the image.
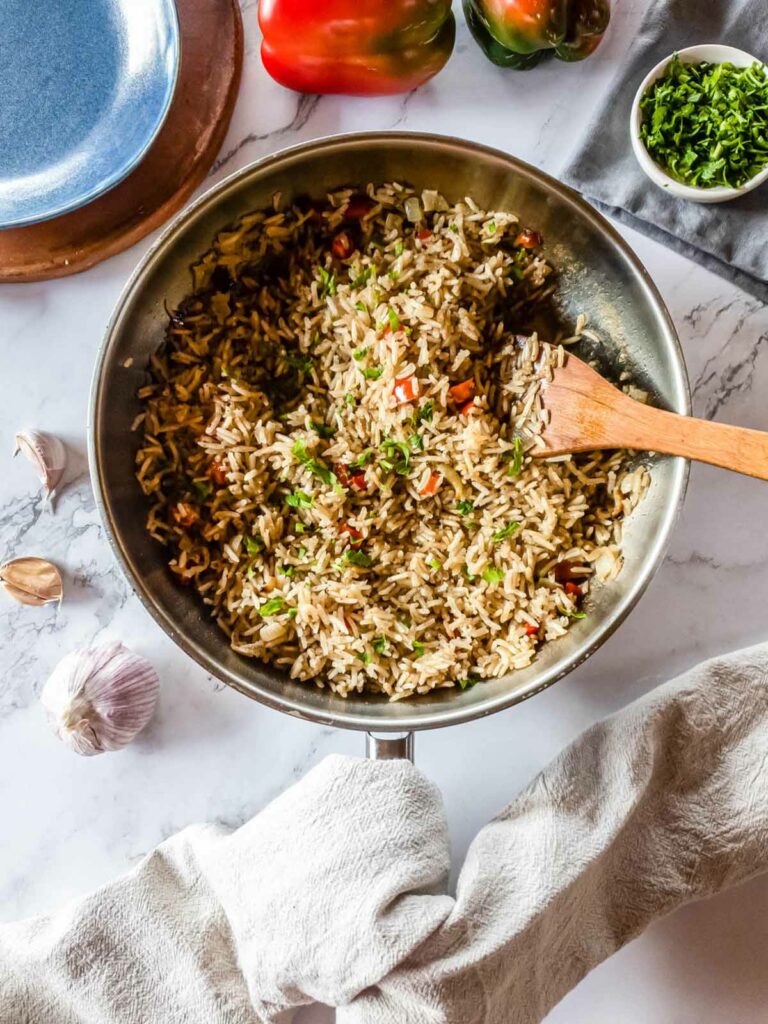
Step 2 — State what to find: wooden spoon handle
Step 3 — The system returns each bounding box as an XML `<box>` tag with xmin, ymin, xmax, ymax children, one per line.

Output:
<box><xmin>608</xmin><ymin>402</ymin><xmax>768</xmax><ymax>481</ymax></box>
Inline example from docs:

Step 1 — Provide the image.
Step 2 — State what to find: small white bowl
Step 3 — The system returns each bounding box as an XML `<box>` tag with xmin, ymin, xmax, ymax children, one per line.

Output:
<box><xmin>630</xmin><ymin>43</ymin><xmax>768</xmax><ymax>204</ymax></box>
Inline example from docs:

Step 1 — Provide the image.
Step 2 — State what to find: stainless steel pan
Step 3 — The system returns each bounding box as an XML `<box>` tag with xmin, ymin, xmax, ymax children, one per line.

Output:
<box><xmin>89</xmin><ymin>133</ymin><xmax>689</xmax><ymax>759</ymax></box>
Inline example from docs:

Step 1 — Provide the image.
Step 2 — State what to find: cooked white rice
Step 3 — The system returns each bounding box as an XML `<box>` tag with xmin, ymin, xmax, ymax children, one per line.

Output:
<box><xmin>135</xmin><ymin>183</ymin><xmax>648</xmax><ymax>699</ymax></box>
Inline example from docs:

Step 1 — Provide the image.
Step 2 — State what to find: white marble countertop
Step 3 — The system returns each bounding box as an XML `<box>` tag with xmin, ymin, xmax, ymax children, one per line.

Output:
<box><xmin>2</xmin><ymin>3</ymin><xmax>768</xmax><ymax>1021</ymax></box>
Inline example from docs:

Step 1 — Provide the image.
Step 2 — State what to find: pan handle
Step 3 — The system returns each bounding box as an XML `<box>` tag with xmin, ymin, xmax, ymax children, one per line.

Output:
<box><xmin>366</xmin><ymin>732</ymin><xmax>414</xmax><ymax>761</ymax></box>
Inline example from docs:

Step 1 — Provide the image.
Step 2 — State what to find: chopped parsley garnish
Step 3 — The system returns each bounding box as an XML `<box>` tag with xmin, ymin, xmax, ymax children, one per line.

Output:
<box><xmin>462</xmin><ymin>564</ymin><xmax>476</xmax><ymax>582</ymax></box>
<box><xmin>310</xmin><ymin>420</ymin><xmax>335</xmax><ymax>438</ymax></box>
<box><xmin>294</xmin><ymin>521</ymin><xmax>306</xmax><ymax>534</ymax></box>
<box><xmin>340</xmin><ymin>549</ymin><xmax>373</xmax><ymax>569</ymax></box>
<box><xmin>288</xmin><ymin>608</ymin><xmax>298</xmax><ymax>619</ymax></box>
<box><xmin>363</xmin><ymin>366</ymin><xmax>384</xmax><ymax>381</ymax></box>
<box><xmin>316</xmin><ymin>265</ymin><xmax>337</xmax><ymax>297</ymax></box>
<box><xmin>287</xmin><ymin>352</ymin><xmax>313</xmax><ymax>374</ymax></box>
<box><xmin>640</xmin><ymin>56</ymin><xmax>768</xmax><ymax>189</ymax></box>
<box><xmin>298</xmin><ymin>546</ymin><xmax>308</xmax><ymax>558</ymax></box>
<box><xmin>414</xmin><ymin>400</ymin><xmax>434</xmax><ymax>425</ymax></box>
<box><xmin>258</xmin><ymin>596</ymin><xmax>286</xmax><ymax>617</ymax></box>
<box><xmin>192</xmin><ymin>480</ymin><xmax>212</xmax><ymax>501</ymax></box>
<box><xmin>507</xmin><ymin>436</ymin><xmax>524</xmax><ymax>477</ymax></box>
<box><xmin>292</xmin><ymin>439</ymin><xmax>338</xmax><ymax>488</ymax></box>
<box><xmin>456</xmin><ymin>499</ymin><xmax>474</xmax><ymax>516</ymax></box>
<box><xmin>458</xmin><ymin>676</ymin><xmax>479</xmax><ymax>690</ymax></box>
<box><xmin>408</xmin><ymin>433</ymin><xmax>424</xmax><ymax>452</ymax></box>
<box><xmin>353</xmin><ymin>347</ymin><xmax>369</xmax><ymax>361</ymax></box>
<box><xmin>373</xmin><ymin>636</ymin><xmax>388</xmax><ymax>655</ymax></box>
<box><xmin>411</xmin><ymin>640</ymin><xmax>425</xmax><ymax>658</ymax></box>
<box><xmin>286</xmin><ymin>490</ymin><xmax>314</xmax><ymax>509</ymax></box>
<box><xmin>244</xmin><ymin>534</ymin><xmax>264</xmax><ymax>555</ymax></box>
<box><xmin>387</xmin><ymin>307</ymin><xmax>400</xmax><ymax>331</ymax></box>
<box><xmin>427</xmin><ymin>557</ymin><xmax>442</xmax><ymax>570</ymax></box>
<box><xmin>278</xmin><ymin>565</ymin><xmax>295</xmax><ymax>578</ymax></box>
<box><xmin>344</xmin><ymin>394</ymin><xmax>356</xmax><ymax>406</ymax></box>
<box><xmin>350</xmin><ymin>449</ymin><xmax>374</xmax><ymax>468</ymax></box>
<box><xmin>356</xmin><ymin>651</ymin><xmax>373</xmax><ymax>665</ymax></box>
<box><xmin>567</xmin><ymin>610</ymin><xmax>587</xmax><ymax>620</ymax></box>
<box><xmin>482</xmin><ymin>566</ymin><xmax>505</xmax><ymax>585</ymax></box>
<box><xmin>388</xmin><ymin>269</ymin><xmax>399</xmax><ymax>282</ymax></box>
<box><xmin>354</xmin><ymin>301</ymin><xmax>367</xmax><ymax>313</ymax></box>
<box><xmin>380</xmin><ymin>438</ymin><xmax>412</xmax><ymax>476</ymax></box>
<box><xmin>351</xmin><ymin>267</ymin><xmax>373</xmax><ymax>289</ymax></box>
<box><xmin>493</xmin><ymin>521</ymin><xmax>521</xmax><ymax>543</ymax></box>
<box><xmin>486</xmin><ymin>221</ymin><xmax>497</xmax><ymax>234</ymax></box>
<box><xmin>394</xmin><ymin>240</ymin><xmax>404</xmax><ymax>256</ymax></box>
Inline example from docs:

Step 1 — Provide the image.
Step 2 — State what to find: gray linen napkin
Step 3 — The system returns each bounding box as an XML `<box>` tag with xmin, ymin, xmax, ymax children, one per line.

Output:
<box><xmin>562</xmin><ymin>0</ymin><xmax>768</xmax><ymax>303</ymax></box>
<box><xmin>2</xmin><ymin>642</ymin><xmax>768</xmax><ymax>1023</ymax></box>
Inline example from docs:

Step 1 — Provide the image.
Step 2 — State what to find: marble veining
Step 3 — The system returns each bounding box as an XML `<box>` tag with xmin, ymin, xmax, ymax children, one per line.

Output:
<box><xmin>2</xmin><ymin>3</ymin><xmax>768</xmax><ymax>1022</ymax></box>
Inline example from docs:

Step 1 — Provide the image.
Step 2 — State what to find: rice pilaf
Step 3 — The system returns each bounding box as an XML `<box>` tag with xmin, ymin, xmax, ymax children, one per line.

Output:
<box><xmin>135</xmin><ymin>183</ymin><xmax>649</xmax><ymax>699</ymax></box>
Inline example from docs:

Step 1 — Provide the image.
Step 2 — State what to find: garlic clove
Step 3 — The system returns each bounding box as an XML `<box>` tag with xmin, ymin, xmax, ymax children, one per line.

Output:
<box><xmin>14</xmin><ymin>430</ymin><xmax>67</xmax><ymax>508</ymax></box>
<box><xmin>41</xmin><ymin>642</ymin><xmax>160</xmax><ymax>756</ymax></box>
<box><xmin>0</xmin><ymin>557</ymin><xmax>63</xmax><ymax>606</ymax></box>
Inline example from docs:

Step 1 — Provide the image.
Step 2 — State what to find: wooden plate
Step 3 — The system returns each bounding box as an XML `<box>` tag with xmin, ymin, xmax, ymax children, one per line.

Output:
<box><xmin>0</xmin><ymin>0</ymin><xmax>243</xmax><ymax>282</ymax></box>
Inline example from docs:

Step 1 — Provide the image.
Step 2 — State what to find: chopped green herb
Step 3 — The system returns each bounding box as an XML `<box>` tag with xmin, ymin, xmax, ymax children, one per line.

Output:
<box><xmin>244</xmin><ymin>535</ymin><xmax>264</xmax><ymax>555</ymax></box>
<box><xmin>258</xmin><ymin>596</ymin><xmax>286</xmax><ymax>617</ymax></box>
<box><xmin>507</xmin><ymin>436</ymin><xmax>524</xmax><ymax>477</ymax></box>
<box><xmin>351</xmin><ymin>267</ymin><xmax>373</xmax><ymax>289</ymax></box>
<box><xmin>411</xmin><ymin>640</ymin><xmax>425</xmax><ymax>658</ymax></box>
<box><xmin>286</xmin><ymin>490</ymin><xmax>313</xmax><ymax>509</ymax></box>
<box><xmin>414</xmin><ymin>400</ymin><xmax>434</xmax><ymax>425</ymax></box>
<box><xmin>363</xmin><ymin>366</ymin><xmax>384</xmax><ymax>381</ymax></box>
<box><xmin>373</xmin><ymin>636</ymin><xmax>388</xmax><ymax>655</ymax></box>
<box><xmin>380</xmin><ymin>438</ymin><xmax>412</xmax><ymax>476</ymax></box>
<box><xmin>449</xmin><ymin>223</ymin><xmax>459</xmax><ymax>233</ymax></box>
<box><xmin>294</xmin><ymin>521</ymin><xmax>306</xmax><ymax>534</ymax></box>
<box><xmin>316</xmin><ymin>265</ymin><xmax>337</xmax><ymax>297</ymax></box>
<box><xmin>639</xmin><ymin>56</ymin><xmax>768</xmax><ymax>189</ymax></box>
<box><xmin>353</xmin><ymin>347</ymin><xmax>369</xmax><ymax>361</ymax></box>
<box><xmin>493</xmin><ymin>521</ymin><xmax>521</xmax><ymax>543</ymax></box>
<box><xmin>458</xmin><ymin>676</ymin><xmax>478</xmax><ymax>690</ymax></box>
<box><xmin>356</xmin><ymin>651</ymin><xmax>373</xmax><ymax>665</ymax></box>
<box><xmin>486</xmin><ymin>221</ymin><xmax>497</xmax><ymax>234</ymax></box>
<box><xmin>387</xmin><ymin>307</ymin><xmax>400</xmax><ymax>332</ymax></box>
<box><xmin>482</xmin><ymin>566</ymin><xmax>505</xmax><ymax>585</ymax></box>
<box><xmin>287</xmin><ymin>352</ymin><xmax>313</xmax><ymax>374</ymax></box>
<box><xmin>462</xmin><ymin>564</ymin><xmax>476</xmax><ymax>582</ymax></box>
<box><xmin>340</xmin><ymin>549</ymin><xmax>373</xmax><ymax>569</ymax></box>
<box><xmin>344</xmin><ymin>394</ymin><xmax>356</xmax><ymax>406</ymax></box>
<box><xmin>394</xmin><ymin>240</ymin><xmax>404</xmax><ymax>256</ymax></box>
<box><xmin>408</xmin><ymin>433</ymin><xmax>424</xmax><ymax>452</ymax></box>
<box><xmin>456</xmin><ymin>499</ymin><xmax>475</xmax><ymax>516</ymax></box>
<box><xmin>310</xmin><ymin>420</ymin><xmax>335</xmax><ymax>438</ymax></box>
<box><xmin>427</xmin><ymin>557</ymin><xmax>442</xmax><ymax>571</ymax></box>
<box><xmin>354</xmin><ymin>301</ymin><xmax>367</xmax><ymax>313</ymax></box>
<box><xmin>298</xmin><ymin>546</ymin><xmax>308</xmax><ymax>559</ymax></box>
<box><xmin>278</xmin><ymin>565</ymin><xmax>295</xmax><ymax>578</ymax></box>
<box><xmin>567</xmin><ymin>610</ymin><xmax>587</xmax><ymax>620</ymax></box>
<box><xmin>292</xmin><ymin>439</ymin><xmax>338</xmax><ymax>488</ymax></box>
<box><xmin>350</xmin><ymin>448</ymin><xmax>374</xmax><ymax>468</ymax></box>
<box><xmin>288</xmin><ymin>608</ymin><xmax>298</xmax><ymax>619</ymax></box>
<box><xmin>192</xmin><ymin>480</ymin><xmax>212</xmax><ymax>501</ymax></box>
<box><xmin>388</xmin><ymin>269</ymin><xmax>400</xmax><ymax>282</ymax></box>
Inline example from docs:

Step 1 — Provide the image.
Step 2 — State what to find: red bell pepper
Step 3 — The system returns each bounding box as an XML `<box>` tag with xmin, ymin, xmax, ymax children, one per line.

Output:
<box><xmin>393</xmin><ymin>376</ymin><xmax>420</xmax><ymax>405</ymax></box>
<box><xmin>464</xmin><ymin>0</ymin><xmax>610</xmax><ymax>70</ymax></box>
<box><xmin>258</xmin><ymin>0</ymin><xmax>456</xmax><ymax>95</ymax></box>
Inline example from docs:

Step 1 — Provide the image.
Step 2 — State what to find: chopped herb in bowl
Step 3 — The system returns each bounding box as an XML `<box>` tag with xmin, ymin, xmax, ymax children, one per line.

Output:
<box><xmin>638</xmin><ymin>54</ymin><xmax>768</xmax><ymax>190</ymax></box>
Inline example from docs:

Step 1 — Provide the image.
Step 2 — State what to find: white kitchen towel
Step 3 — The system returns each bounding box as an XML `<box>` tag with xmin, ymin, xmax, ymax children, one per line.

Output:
<box><xmin>2</xmin><ymin>642</ymin><xmax>768</xmax><ymax>1023</ymax></box>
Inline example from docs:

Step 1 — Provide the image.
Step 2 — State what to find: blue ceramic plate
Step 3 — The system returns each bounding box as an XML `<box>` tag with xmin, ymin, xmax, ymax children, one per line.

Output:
<box><xmin>0</xmin><ymin>0</ymin><xmax>180</xmax><ymax>228</ymax></box>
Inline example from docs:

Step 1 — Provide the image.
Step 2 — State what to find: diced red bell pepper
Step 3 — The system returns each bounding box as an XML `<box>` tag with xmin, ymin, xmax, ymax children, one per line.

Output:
<box><xmin>420</xmin><ymin>472</ymin><xmax>442</xmax><ymax>496</ymax></box>
<box><xmin>393</xmin><ymin>376</ymin><xmax>420</xmax><ymax>405</ymax></box>
<box><xmin>349</xmin><ymin>472</ymin><xmax>368</xmax><ymax>491</ymax></box>
<box><xmin>258</xmin><ymin>0</ymin><xmax>456</xmax><ymax>96</ymax></box>
<box><xmin>416</xmin><ymin>228</ymin><xmax>433</xmax><ymax>241</ymax></box>
<box><xmin>208</xmin><ymin>456</ymin><xmax>229</xmax><ymax>487</ymax></box>
<box><xmin>515</xmin><ymin>228</ymin><xmax>543</xmax><ymax>249</ymax></box>
<box><xmin>336</xmin><ymin>462</ymin><xmax>367</xmax><ymax>491</ymax></box>
<box><xmin>524</xmin><ymin>623</ymin><xmax>539</xmax><ymax>636</ymax></box>
<box><xmin>458</xmin><ymin>399</ymin><xmax>477</xmax><ymax>417</ymax></box>
<box><xmin>335</xmin><ymin>463</ymin><xmax>350</xmax><ymax>487</ymax></box>
<box><xmin>171</xmin><ymin>503</ymin><xmax>200</xmax><ymax>528</ymax></box>
<box><xmin>343</xmin><ymin>195</ymin><xmax>376</xmax><ymax>221</ymax></box>
<box><xmin>339</xmin><ymin>524</ymin><xmax>364</xmax><ymax>547</ymax></box>
<box><xmin>332</xmin><ymin>230</ymin><xmax>356</xmax><ymax>260</ymax></box>
<box><xmin>449</xmin><ymin>379</ymin><xmax>476</xmax><ymax>405</ymax></box>
<box><xmin>564</xmin><ymin>581</ymin><xmax>582</xmax><ymax>596</ymax></box>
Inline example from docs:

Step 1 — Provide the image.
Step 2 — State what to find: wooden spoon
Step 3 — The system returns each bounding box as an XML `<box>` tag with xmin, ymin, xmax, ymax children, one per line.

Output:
<box><xmin>536</xmin><ymin>353</ymin><xmax>768</xmax><ymax>481</ymax></box>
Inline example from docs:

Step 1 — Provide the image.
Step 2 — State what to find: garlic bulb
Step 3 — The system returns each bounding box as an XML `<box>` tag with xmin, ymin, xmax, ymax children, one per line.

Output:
<box><xmin>14</xmin><ymin>430</ymin><xmax>67</xmax><ymax>508</ymax></box>
<box><xmin>0</xmin><ymin>557</ymin><xmax>63</xmax><ymax>606</ymax></box>
<box><xmin>41</xmin><ymin>642</ymin><xmax>159</xmax><ymax>756</ymax></box>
